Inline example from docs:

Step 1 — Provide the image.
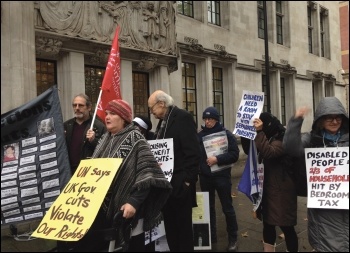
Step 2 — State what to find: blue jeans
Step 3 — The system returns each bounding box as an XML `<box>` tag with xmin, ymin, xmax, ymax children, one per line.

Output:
<box><xmin>199</xmin><ymin>173</ymin><xmax>238</xmax><ymax>243</ymax></box>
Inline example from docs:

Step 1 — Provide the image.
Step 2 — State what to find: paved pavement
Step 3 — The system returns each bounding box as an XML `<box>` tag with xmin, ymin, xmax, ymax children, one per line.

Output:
<box><xmin>1</xmin><ymin>154</ymin><xmax>313</xmax><ymax>252</ymax></box>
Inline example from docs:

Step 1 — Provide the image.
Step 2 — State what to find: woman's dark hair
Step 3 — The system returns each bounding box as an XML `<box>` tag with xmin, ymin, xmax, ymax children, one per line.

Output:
<box><xmin>259</xmin><ymin>112</ymin><xmax>285</xmax><ymax>140</ymax></box>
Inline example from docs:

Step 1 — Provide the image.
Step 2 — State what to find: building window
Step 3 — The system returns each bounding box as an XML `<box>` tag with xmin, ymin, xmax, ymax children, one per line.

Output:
<box><xmin>258</xmin><ymin>1</ymin><xmax>265</xmax><ymax>39</ymax></box>
<box><xmin>312</xmin><ymin>80</ymin><xmax>322</xmax><ymax>117</ymax></box>
<box><xmin>276</xmin><ymin>1</ymin><xmax>283</xmax><ymax>45</ymax></box>
<box><xmin>325</xmin><ymin>82</ymin><xmax>333</xmax><ymax>97</ymax></box>
<box><xmin>182</xmin><ymin>62</ymin><xmax>197</xmax><ymax>125</ymax></box>
<box><xmin>280</xmin><ymin>77</ymin><xmax>286</xmax><ymax>125</ymax></box>
<box><xmin>36</xmin><ymin>59</ymin><xmax>57</xmax><ymax>96</ymax></box>
<box><xmin>212</xmin><ymin>67</ymin><xmax>224</xmax><ymax>124</ymax></box>
<box><xmin>177</xmin><ymin>1</ymin><xmax>194</xmax><ymax>17</ymax></box>
<box><xmin>307</xmin><ymin>2</ymin><xmax>317</xmax><ymax>54</ymax></box>
<box><xmin>132</xmin><ymin>72</ymin><xmax>149</xmax><ymax>117</ymax></box>
<box><xmin>85</xmin><ymin>66</ymin><xmax>105</xmax><ymax>111</ymax></box>
<box><xmin>208</xmin><ymin>1</ymin><xmax>221</xmax><ymax>26</ymax></box>
<box><xmin>319</xmin><ymin>8</ymin><xmax>329</xmax><ymax>58</ymax></box>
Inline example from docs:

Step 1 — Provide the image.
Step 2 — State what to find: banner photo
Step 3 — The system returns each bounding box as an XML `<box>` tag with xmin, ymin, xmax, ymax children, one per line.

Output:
<box><xmin>32</xmin><ymin>158</ymin><xmax>122</xmax><ymax>241</ymax></box>
<box><xmin>202</xmin><ymin>131</ymin><xmax>232</xmax><ymax>173</ymax></box>
<box><xmin>305</xmin><ymin>147</ymin><xmax>349</xmax><ymax>209</ymax></box>
<box><xmin>1</xmin><ymin>86</ymin><xmax>71</xmax><ymax>226</ymax></box>
<box><xmin>148</xmin><ymin>138</ymin><xmax>174</xmax><ymax>182</ymax></box>
<box><xmin>233</xmin><ymin>90</ymin><xmax>264</xmax><ymax>140</ymax></box>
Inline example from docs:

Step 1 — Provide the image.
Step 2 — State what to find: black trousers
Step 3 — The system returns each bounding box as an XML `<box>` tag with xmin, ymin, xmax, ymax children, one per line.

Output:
<box><xmin>162</xmin><ymin>187</ymin><xmax>194</xmax><ymax>251</ymax></box>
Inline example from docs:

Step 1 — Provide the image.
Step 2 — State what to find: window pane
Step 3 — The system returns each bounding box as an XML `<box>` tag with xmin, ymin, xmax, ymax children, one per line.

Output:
<box><xmin>36</xmin><ymin>59</ymin><xmax>57</xmax><ymax>96</ymax></box>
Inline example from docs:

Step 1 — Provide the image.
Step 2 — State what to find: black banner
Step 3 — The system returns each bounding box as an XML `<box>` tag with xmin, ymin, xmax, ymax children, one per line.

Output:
<box><xmin>1</xmin><ymin>86</ymin><xmax>71</xmax><ymax>225</ymax></box>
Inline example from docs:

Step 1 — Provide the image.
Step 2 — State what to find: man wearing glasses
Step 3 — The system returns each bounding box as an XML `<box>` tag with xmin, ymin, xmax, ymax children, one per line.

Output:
<box><xmin>63</xmin><ymin>93</ymin><xmax>106</xmax><ymax>175</ymax></box>
<box><xmin>148</xmin><ymin>90</ymin><xmax>200</xmax><ymax>251</ymax></box>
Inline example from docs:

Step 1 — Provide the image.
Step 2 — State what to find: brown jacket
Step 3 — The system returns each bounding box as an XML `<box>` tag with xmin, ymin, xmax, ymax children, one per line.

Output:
<box><xmin>255</xmin><ymin>132</ymin><xmax>297</xmax><ymax>226</ymax></box>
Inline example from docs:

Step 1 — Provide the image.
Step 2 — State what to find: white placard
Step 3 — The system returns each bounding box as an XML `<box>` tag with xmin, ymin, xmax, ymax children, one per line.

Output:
<box><xmin>233</xmin><ymin>90</ymin><xmax>264</xmax><ymax>140</ymax></box>
<box><xmin>305</xmin><ymin>147</ymin><xmax>349</xmax><ymax>209</ymax></box>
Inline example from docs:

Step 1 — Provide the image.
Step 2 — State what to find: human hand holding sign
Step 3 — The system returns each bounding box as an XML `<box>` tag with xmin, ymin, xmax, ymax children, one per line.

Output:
<box><xmin>253</xmin><ymin>118</ymin><xmax>263</xmax><ymax>131</ymax></box>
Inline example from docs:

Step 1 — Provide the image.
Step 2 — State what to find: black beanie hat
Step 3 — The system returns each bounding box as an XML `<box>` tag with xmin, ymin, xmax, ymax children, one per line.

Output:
<box><xmin>259</xmin><ymin>112</ymin><xmax>284</xmax><ymax>139</ymax></box>
<box><xmin>202</xmin><ymin>107</ymin><xmax>220</xmax><ymax>121</ymax></box>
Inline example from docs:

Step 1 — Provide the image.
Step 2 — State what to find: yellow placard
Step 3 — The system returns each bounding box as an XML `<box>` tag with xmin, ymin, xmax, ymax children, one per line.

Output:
<box><xmin>192</xmin><ymin>193</ymin><xmax>204</xmax><ymax>221</ymax></box>
<box><xmin>32</xmin><ymin>158</ymin><xmax>122</xmax><ymax>241</ymax></box>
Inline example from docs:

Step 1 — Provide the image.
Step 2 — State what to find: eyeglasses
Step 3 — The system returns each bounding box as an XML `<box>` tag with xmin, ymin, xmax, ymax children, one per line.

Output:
<box><xmin>72</xmin><ymin>103</ymin><xmax>86</xmax><ymax>108</ymax></box>
<box><xmin>203</xmin><ymin>118</ymin><xmax>215</xmax><ymax>122</ymax></box>
<box><xmin>149</xmin><ymin>101</ymin><xmax>160</xmax><ymax>112</ymax></box>
<box><xmin>324</xmin><ymin>115</ymin><xmax>342</xmax><ymax>123</ymax></box>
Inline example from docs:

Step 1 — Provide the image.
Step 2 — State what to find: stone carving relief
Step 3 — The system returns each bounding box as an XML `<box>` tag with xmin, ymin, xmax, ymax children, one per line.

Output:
<box><xmin>188</xmin><ymin>42</ymin><xmax>204</xmax><ymax>53</ymax></box>
<box><xmin>85</xmin><ymin>48</ymin><xmax>110</xmax><ymax>65</ymax></box>
<box><xmin>217</xmin><ymin>49</ymin><xmax>231</xmax><ymax>59</ymax></box>
<box><xmin>135</xmin><ymin>55</ymin><xmax>158</xmax><ymax>71</ymax></box>
<box><xmin>35</xmin><ymin>1</ymin><xmax>177</xmax><ymax>55</ymax></box>
<box><xmin>313</xmin><ymin>71</ymin><xmax>324</xmax><ymax>79</ymax></box>
<box><xmin>35</xmin><ymin>36</ymin><xmax>63</xmax><ymax>56</ymax></box>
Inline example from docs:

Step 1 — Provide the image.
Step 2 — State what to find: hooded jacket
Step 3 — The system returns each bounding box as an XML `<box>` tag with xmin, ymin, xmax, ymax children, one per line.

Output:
<box><xmin>283</xmin><ymin>97</ymin><xmax>349</xmax><ymax>252</ymax></box>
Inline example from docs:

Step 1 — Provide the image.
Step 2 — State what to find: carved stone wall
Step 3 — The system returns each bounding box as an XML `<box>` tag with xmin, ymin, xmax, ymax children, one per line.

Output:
<box><xmin>34</xmin><ymin>1</ymin><xmax>177</xmax><ymax>56</ymax></box>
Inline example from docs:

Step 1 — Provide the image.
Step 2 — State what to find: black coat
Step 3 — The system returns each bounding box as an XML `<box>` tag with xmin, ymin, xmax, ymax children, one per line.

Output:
<box><xmin>155</xmin><ymin>106</ymin><xmax>200</xmax><ymax>206</ymax></box>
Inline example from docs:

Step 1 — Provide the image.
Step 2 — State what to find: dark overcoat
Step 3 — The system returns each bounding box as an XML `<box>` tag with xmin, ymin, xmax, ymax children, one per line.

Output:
<box><xmin>255</xmin><ymin>132</ymin><xmax>297</xmax><ymax>226</ymax></box>
<box><xmin>155</xmin><ymin>106</ymin><xmax>200</xmax><ymax>205</ymax></box>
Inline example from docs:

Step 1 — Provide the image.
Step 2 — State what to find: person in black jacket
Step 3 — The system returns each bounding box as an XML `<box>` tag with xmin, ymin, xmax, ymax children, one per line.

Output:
<box><xmin>198</xmin><ymin>107</ymin><xmax>240</xmax><ymax>252</ymax></box>
<box><xmin>64</xmin><ymin>94</ymin><xmax>106</xmax><ymax>175</ymax></box>
<box><xmin>148</xmin><ymin>90</ymin><xmax>200</xmax><ymax>252</ymax></box>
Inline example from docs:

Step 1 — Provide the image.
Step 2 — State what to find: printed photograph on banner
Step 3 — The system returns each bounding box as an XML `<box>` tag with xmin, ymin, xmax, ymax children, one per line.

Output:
<box><xmin>233</xmin><ymin>90</ymin><xmax>264</xmax><ymax>140</ymax></box>
<box><xmin>38</xmin><ymin>117</ymin><xmax>55</xmax><ymax>138</ymax></box>
<box><xmin>1</xmin><ymin>86</ymin><xmax>71</xmax><ymax>226</ymax></box>
<box><xmin>2</xmin><ymin>142</ymin><xmax>19</xmax><ymax>164</ymax></box>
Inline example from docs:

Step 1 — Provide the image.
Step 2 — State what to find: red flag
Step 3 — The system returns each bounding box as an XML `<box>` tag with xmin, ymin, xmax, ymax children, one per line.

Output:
<box><xmin>96</xmin><ymin>26</ymin><xmax>122</xmax><ymax>122</ymax></box>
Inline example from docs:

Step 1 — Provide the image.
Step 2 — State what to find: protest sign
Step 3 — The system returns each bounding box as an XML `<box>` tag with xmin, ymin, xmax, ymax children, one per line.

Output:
<box><xmin>31</xmin><ymin>158</ymin><xmax>122</xmax><ymax>241</ymax></box>
<box><xmin>233</xmin><ymin>90</ymin><xmax>264</xmax><ymax>140</ymax></box>
<box><xmin>305</xmin><ymin>147</ymin><xmax>349</xmax><ymax>209</ymax></box>
<box><xmin>1</xmin><ymin>86</ymin><xmax>71</xmax><ymax>226</ymax></box>
<box><xmin>154</xmin><ymin>192</ymin><xmax>211</xmax><ymax>251</ymax></box>
<box><xmin>148</xmin><ymin>138</ymin><xmax>174</xmax><ymax>182</ymax></box>
<box><xmin>144</xmin><ymin>138</ymin><xmax>174</xmax><ymax>246</ymax></box>
<box><xmin>202</xmin><ymin>131</ymin><xmax>232</xmax><ymax>173</ymax></box>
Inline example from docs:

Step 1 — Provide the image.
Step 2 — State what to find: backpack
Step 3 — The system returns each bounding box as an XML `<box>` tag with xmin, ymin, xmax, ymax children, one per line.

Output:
<box><xmin>284</xmin><ymin>155</ymin><xmax>308</xmax><ymax>197</ymax></box>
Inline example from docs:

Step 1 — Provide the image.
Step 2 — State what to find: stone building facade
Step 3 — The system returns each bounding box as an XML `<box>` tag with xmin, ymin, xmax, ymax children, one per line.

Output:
<box><xmin>1</xmin><ymin>1</ymin><xmax>347</xmax><ymax>133</ymax></box>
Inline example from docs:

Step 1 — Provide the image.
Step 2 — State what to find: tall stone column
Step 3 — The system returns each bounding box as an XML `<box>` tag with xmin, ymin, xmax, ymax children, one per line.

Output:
<box><xmin>1</xmin><ymin>1</ymin><xmax>36</xmax><ymax>113</ymax></box>
<box><xmin>57</xmin><ymin>52</ymin><xmax>85</xmax><ymax>121</ymax></box>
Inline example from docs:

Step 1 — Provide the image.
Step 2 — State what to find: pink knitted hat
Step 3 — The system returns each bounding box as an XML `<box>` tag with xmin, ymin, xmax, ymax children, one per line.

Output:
<box><xmin>105</xmin><ymin>99</ymin><xmax>132</xmax><ymax>123</ymax></box>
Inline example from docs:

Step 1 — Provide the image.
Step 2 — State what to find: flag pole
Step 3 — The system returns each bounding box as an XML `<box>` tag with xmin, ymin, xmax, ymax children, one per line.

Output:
<box><xmin>90</xmin><ymin>89</ymin><xmax>103</xmax><ymax>130</ymax></box>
